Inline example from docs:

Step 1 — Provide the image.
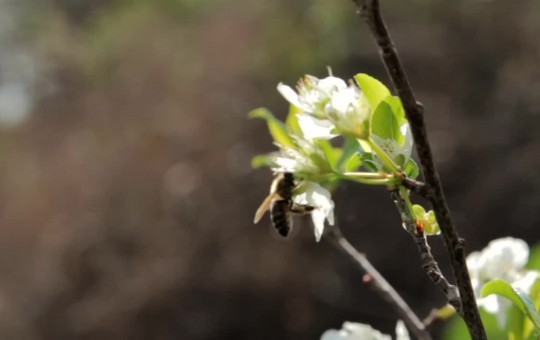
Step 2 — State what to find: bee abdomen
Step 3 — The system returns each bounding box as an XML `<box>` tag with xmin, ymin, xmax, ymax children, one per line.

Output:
<box><xmin>270</xmin><ymin>200</ymin><xmax>292</xmax><ymax>237</ymax></box>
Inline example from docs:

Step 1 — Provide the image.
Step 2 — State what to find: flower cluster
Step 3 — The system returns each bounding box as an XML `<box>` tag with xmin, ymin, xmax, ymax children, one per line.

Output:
<box><xmin>278</xmin><ymin>75</ymin><xmax>370</xmax><ymax>139</ymax></box>
<box><xmin>467</xmin><ymin>237</ymin><xmax>540</xmax><ymax>326</ymax></box>
<box><xmin>251</xmin><ymin>72</ymin><xmax>419</xmax><ymax>241</ymax></box>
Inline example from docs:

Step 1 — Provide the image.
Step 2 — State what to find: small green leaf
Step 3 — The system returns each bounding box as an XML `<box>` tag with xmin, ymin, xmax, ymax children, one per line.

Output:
<box><xmin>443</xmin><ymin>308</ymin><xmax>508</xmax><ymax>340</ymax></box>
<box><xmin>337</xmin><ymin>137</ymin><xmax>361</xmax><ymax>172</ymax></box>
<box><xmin>412</xmin><ymin>204</ymin><xmax>426</xmax><ymax>216</ymax></box>
<box><xmin>506</xmin><ymin>304</ymin><xmax>524</xmax><ymax>340</ymax></box>
<box><xmin>371</xmin><ymin>96</ymin><xmax>407</xmax><ymax>146</ymax></box>
<box><xmin>530</xmin><ymin>278</ymin><xmax>540</xmax><ymax>304</ymax></box>
<box><xmin>371</xmin><ymin>100</ymin><xmax>400</xmax><ymax>141</ymax></box>
<box><xmin>359</xmin><ymin>153</ymin><xmax>379</xmax><ymax>172</ymax></box>
<box><xmin>251</xmin><ymin>154</ymin><xmax>275</xmax><ymax>169</ymax></box>
<box><xmin>404</xmin><ymin>158</ymin><xmax>420</xmax><ymax>179</ymax></box>
<box><xmin>315</xmin><ymin>139</ymin><xmax>340</xmax><ymax>171</ymax></box>
<box><xmin>249</xmin><ymin>108</ymin><xmax>294</xmax><ymax>147</ymax></box>
<box><xmin>285</xmin><ymin>104</ymin><xmax>303</xmax><ymax>137</ymax></box>
<box><xmin>384</xmin><ymin>96</ymin><xmax>407</xmax><ymax>127</ymax></box>
<box><xmin>354</xmin><ymin>73</ymin><xmax>391</xmax><ymax>111</ymax></box>
<box><xmin>482</xmin><ymin>279</ymin><xmax>540</xmax><ymax>331</ymax></box>
<box><xmin>527</xmin><ymin>244</ymin><xmax>540</xmax><ymax>272</ymax></box>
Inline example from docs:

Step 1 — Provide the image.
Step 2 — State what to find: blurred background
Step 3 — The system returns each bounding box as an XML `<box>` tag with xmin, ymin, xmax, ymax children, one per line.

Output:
<box><xmin>0</xmin><ymin>0</ymin><xmax>539</xmax><ymax>339</ymax></box>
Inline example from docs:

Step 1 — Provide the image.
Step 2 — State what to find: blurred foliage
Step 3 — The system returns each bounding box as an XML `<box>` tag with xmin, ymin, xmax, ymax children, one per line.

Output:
<box><xmin>0</xmin><ymin>0</ymin><xmax>539</xmax><ymax>339</ymax></box>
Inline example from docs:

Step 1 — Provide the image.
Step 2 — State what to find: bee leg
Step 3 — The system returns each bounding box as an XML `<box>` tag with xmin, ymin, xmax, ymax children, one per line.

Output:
<box><xmin>289</xmin><ymin>202</ymin><xmax>315</xmax><ymax>214</ymax></box>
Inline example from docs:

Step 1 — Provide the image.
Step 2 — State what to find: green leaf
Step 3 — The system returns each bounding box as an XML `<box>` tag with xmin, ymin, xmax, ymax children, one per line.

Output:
<box><xmin>506</xmin><ymin>303</ymin><xmax>526</xmax><ymax>340</ymax></box>
<box><xmin>482</xmin><ymin>279</ymin><xmax>540</xmax><ymax>331</ymax></box>
<box><xmin>527</xmin><ymin>243</ymin><xmax>540</xmax><ymax>272</ymax></box>
<box><xmin>285</xmin><ymin>104</ymin><xmax>303</xmax><ymax>137</ymax></box>
<box><xmin>442</xmin><ymin>309</ymin><xmax>506</xmax><ymax>340</ymax></box>
<box><xmin>371</xmin><ymin>96</ymin><xmax>407</xmax><ymax>146</ymax></box>
<box><xmin>359</xmin><ymin>152</ymin><xmax>379</xmax><ymax>172</ymax></box>
<box><xmin>336</xmin><ymin>137</ymin><xmax>361</xmax><ymax>172</ymax></box>
<box><xmin>371</xmin><ymin>100</ymin><xmax>399</xmax><ymax>141</ymax></box>
<box><xmin>354</xmin><ymin>73</ymin><xmax>391</xmax><ymax>111</ymax></box>
<box><xmin>315</xmin><ymin>139</ymin><xmax>340</xmax><ymax>171</ymax></box>
<box><xmin>530</xmin><ymin>278</ymin><xmax>540</xmax><ymax>305</ymax></box>
<box><xmin>412</xmin><ymin>204</ymin><xmax>426</xmax><ymax>216</ymax></box>
<box><xmin>251</xmin><ymin>154</ymin><xmax>275</xmax><ymax>169</ymax></box>
<box><xmin>404</xmin><ymin>158</ymin><xmax>420</xmax><ymax>179</ymax></box>
<box><xmin>384</xmin><ymin>96</ymin><xmax>407</xmax><ymax>127</ymax></box>
<box><xmin>249</xmin><ymin>108</ymin><xmax>294</xmax><ymax>147</ymax></box>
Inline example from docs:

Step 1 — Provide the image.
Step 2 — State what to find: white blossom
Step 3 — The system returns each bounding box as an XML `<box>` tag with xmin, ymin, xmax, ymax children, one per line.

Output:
<box><xmin>395</xmin><ymin>321</ymin><xmax>410</xmax><ymax>340</ymax></box>
<box><xmin>297</xmin><ymin>113</ymin><xmax>337</xmax><ymax>140</ymax></box>
<box><xmin>327</xmin><ymin>85</ymin><xmax>371</xmax><ymax>138</ymax></box>
<box><xmin>272</xmin><ymin>145</ymin><xmax>318</xmax><ymax>174</ymax></box>
<box><xmin>466</xmin><ymin>237</ymin><xmax>539</xmax><ymax>326</ymax></box>
<box><xmin>293</xmin><ymin>181</ymin><xmax>334</xmax><ymax>242</ymax></box>
<box><xmin>371</xmin><ymin>123</ymin><xmax>414</xmax><ymax>167</ymax></box>
<box><xmin>320</xmin><ymin>322</ymin><xmax>391</xmax><ymax>340</ymax></box>
<box><xmin>277</xmin><ymin>75</ymin><xmax>347</xmax><ymax>117</ymax></box>
<box><xmin>320</xmin><ymin>321</ymin><xmax>409</xmax><ymax>340</ymax></box>
<box><xmin>278</xmin><ymin>75</ymin><xmax>371</xmax><ymax>139</ymax></box>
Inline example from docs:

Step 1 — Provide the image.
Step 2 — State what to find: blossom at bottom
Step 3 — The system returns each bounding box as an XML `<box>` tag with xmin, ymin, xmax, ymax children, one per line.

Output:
<box><xmin>320</xmin><ymin>321</ymin><xmax>409</xmax><ymax>340</ymax></box>
<box><xmin>466</xmin><ymin>237</ymin><xmax>540</xmax><ymax>326</ymax></box>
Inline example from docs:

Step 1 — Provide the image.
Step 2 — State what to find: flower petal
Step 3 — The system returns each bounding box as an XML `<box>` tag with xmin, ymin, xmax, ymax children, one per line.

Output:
<box><xmin>293</xmin><ymin>181</ymin><xmax>335</xmax><ymax>242</ymax></box>
<box><xmin>478</xmin><ymin>237</ymin><xmax>529</xmax><ymax>280</ymax></box>
<box><xmin>395</xmin><ymin>320</ymin><xmax>410</xmax><ymax>340</ymax></box>
<box><xmin>512</xmin><ymin>271</ymin><xmax>540</xmax><ymax>294</ymax></box>
<box><xmin>320</xmin><ymin>322</ymin><xmax>391</xmax><ymax>340</ymax></box>
<box><xmin>317</xmin><ymin>76</ymin><xmax>347</xmax><ymax>95</ymax></box>
<box><xmin>297</xmin><ymin>113</ymin><xmax>336</xmax><ymax>140</ymax></box>
<box><xmin>277</xmin><ymin>83</ymin><xmax>300</xmax><ymax>107</ymax></box>
<box><xmin>312</xmin><ymin>209</ymin><xmax>326</xmax><ymax>242</ymax></box>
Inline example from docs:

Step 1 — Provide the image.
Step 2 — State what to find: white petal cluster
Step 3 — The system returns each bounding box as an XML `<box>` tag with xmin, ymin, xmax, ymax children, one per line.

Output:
<box><xmin>278</xmin><ymin>75</ymin><xmax>371</xmax><ymax>139</ymax></box>
<box><xmin>467</xmin><ymin>237</ymin><xmax>540</xmax><ymax>325</ymax></box>
<box><xmin>272</xmin><ymin>145</ymin><xmax>318</xmax><ymax>174</ymax></box>
<box><xmin>293</xmin><ymin>181</ymin><xmax>335</xmax><ymax>242</ymax></box>
<box><xmin>320</xmin><ymin>321</ymin><xmax>409</xmax><ymax>340</ymax></box>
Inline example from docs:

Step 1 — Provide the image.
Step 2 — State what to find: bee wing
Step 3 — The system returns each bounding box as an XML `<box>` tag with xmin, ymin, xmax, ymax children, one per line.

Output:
<box><xmin>253</xmin><ymin>194</ymin><xmax>277</xmax><ymax>224</ymax></box>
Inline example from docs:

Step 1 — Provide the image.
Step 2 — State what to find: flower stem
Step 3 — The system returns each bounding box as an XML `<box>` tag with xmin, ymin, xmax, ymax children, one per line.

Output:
<box><xmin>342</xmin><ymin>172</ymin><xmax>396</xmax><ymax>185</ymax></box>
<box><xmin>399</xmin><ymin>186</ymin><xmax>416</xmax><ymax>220</ymax></box>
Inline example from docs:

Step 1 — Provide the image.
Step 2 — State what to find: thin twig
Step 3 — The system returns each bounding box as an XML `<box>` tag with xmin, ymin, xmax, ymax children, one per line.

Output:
<box><xmin>401</xmin><ymin>177</ymin><xmax>429</xmax><ymax>198</ymax></box>
<box><xmin>327</xmin><ymin>225</ymin><xmax>432</xmax><ymax>340</ymax></box>
<box><xmin>391</xmin><ymin>191</ymin><xmax>460</xmax><ymax>310</ymax></box>
<box><xmin>350</xmin><ymin>0</ymin><xmax>487</xmax><ymax>338</ymax></box>
<box><xmin>423</xmin><ymin>308</ymin><xmax>449</xmax><ymax>328</ymax></box>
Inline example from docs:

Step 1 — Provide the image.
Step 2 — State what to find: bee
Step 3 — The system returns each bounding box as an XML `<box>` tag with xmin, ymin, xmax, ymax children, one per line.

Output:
<box><xmin>253</xmin><ymin>172</ymin><xmax>314</xmax><ymax>237</ymax></box>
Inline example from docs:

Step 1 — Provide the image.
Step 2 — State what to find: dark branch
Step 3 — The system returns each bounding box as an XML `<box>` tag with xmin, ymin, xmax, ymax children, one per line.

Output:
<box><xmin>391</xmin><ymin>191</ymin><xmax>460</xmax><ymax>311</ymax></box>
<box><xmin>401</xmin><ymin>177</ymin><xmax>429</xmax><ymax>198</ymax></box>
<box><xmin>350</xmin><ymin>0</ymin><xmax>486</xmax><ymax>338</ymax></box>
<box><xmin>327</xmin><ymin>225</ymin><xmax>432</xmax><ymax>340</ymax></box>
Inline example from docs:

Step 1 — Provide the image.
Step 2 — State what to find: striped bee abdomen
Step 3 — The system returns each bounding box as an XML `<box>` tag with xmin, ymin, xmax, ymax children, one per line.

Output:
<box><xmin>270</xmin><ymin>199</ymin><xmax>292</xmax><ymax>237</ymax></box>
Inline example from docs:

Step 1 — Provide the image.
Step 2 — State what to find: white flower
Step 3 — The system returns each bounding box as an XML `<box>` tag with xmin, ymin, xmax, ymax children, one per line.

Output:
<box><xmin>293</xmin><ymin>181</ymin><xmax>334</xmax><ymax>242</ymax></box>
<box><xmin>371</xmin><ymin>123</ymin><xmax>413</xmax><ymax>167</ymax></box>
<box><xmin>476</xmin><ymin>237</ymin><xmax>529</xmax><ymax>281</ymax></box>
<box><xmin>297</xmin><ymin>113</ymin><xmax>337</xmax><ymax>140</ymax></box>
<box><xmin>513</xmin><ymin>270</ymin><xmax>540</xmax><ymax>294</ymax></box>
<box><xmin>395</xmin><ymin>321</ymin><xmax>410</xmax><ymax>340</ymax></box>
<box><xmin>328</xmin><ymin>85</ymin><xmax>371</xmax><ymax>138</ymax></box>
<box><xmin>272</xmin><ymin>146</ymin><xmax>318</xmax><ymax>174</ymax></box>
<box><xmin>277</xmin><ymin>75</ymin><xmax>347</xmax><ymax>117</ymax></box>
<box><xmin>278</xmin><ymin>75</ymin><xmax>371</xmax><ymax>139</ymax></box>
<box><xmin>466</xmin><ymin>237</ymin><xmax>539</xmax><ymax>326</ymax></box>
<box><xmin>320</xmin><ymin>322</ymin><xmax>391</xmax><ymax>340</ymax></box>
<box><xmin>320</xmin><ymin>321</ymin><xmax>409</xmax><ymax>340</ymax></box>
